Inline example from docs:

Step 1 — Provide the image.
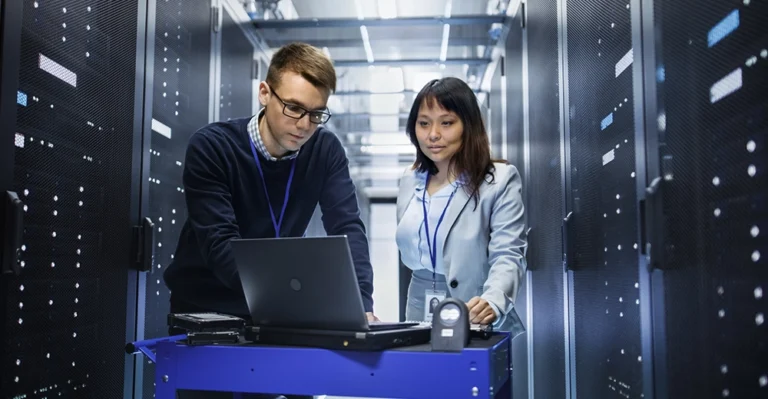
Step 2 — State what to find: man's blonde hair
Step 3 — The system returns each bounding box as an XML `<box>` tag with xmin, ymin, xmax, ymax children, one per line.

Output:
<box><xmin>266</xmin><ymin>42</ymin><xmax>336</xmax><ymax>94</ymax></box>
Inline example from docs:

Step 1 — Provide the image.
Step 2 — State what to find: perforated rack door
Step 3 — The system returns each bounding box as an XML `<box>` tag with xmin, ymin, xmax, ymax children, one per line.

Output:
<box><xmin>565</xmin><ymin>0</ymin><xmax>644</xmax><ymax>396</ymax></box>
<box><xmin>650</xmin><ymin>0</ymin><xmax>768</xmax><ymax>397</ymax></box>
<box><xmin>140</xmin><ymin>0</ymin><xmax>214</xmax><ymax>397</ymax></box>
<box><xmin>3</xmin><ymin>0</ymin><xmax>141</xmax><ymax>397</ymax></box>
<box><xmin>525</xmin><ymin>0</ymin><xmax>568</xmax><ymax>397</ymax></box>
<box><xmin>219</xmin><ymin>8</ymin><xmax>255</xmax><ymax>122</ymax></box>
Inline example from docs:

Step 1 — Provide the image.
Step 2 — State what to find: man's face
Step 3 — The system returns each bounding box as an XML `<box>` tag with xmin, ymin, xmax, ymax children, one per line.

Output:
<box><xmin>259</xmin><ymin>71</ymin><xmax>330</xmax><ymax>154</ymax></box>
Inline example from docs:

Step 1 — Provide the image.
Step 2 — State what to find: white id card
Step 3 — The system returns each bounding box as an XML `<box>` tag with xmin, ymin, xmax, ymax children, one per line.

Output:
<box><xmin>424</xmin><ymin>289</ymin><xmax>447</xmax><ymax>322</ymax></box>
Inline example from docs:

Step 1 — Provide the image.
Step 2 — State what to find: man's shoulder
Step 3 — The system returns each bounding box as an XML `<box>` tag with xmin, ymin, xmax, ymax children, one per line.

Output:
<box><xmin>189</xmin><ymin>117</ymin><xmax>249</xmax><ymax>147</ymax></box>
<box><xmin>305</xmin><ymin>125</ymin><xmax>346</xmax><ymax>161</ymax></box>
<box><xmin>311</xmin><ymin>125</ymin><xmax>342</xmax><ymax>147</ymax></box>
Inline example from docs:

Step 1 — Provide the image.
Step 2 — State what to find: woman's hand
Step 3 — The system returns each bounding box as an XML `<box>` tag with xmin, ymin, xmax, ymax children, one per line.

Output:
<box><xmin>466</xmin><ymin>297</ymin><xmax>497</xmax><ymax>325</ymax></box>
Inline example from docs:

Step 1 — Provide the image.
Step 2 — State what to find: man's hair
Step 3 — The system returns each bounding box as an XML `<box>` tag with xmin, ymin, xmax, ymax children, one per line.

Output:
<box><xmin>266</xmin><ymin>42</ymin><xmax>337</xmax><ymax>94</ymax></box>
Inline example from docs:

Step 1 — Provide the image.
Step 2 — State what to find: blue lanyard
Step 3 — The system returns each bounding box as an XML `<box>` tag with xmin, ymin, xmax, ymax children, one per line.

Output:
<box><xmin>421</xmin><ymin>176</ymin><xmax>457</xmax><ymax>285</ymax></box>
<box><xmin>249</xmin><ymin>138</ymin><xmax>296</xmax><ymax>238</ymax></box>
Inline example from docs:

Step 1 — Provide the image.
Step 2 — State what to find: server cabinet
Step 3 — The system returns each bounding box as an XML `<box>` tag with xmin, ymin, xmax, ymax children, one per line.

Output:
<box><xmin>1</xmin><ymin>0</ymin><xmax>146</xmax><ymax>397</ymax></box>
<box><xmin>524</xmin><ymin>0</ymin><xmax>568</xmax><ymax>397</ymax></box>
<box><xmin>645</xmin><ymin>0</ymin><xmax>768</xmax><ymax>397</ymax></box>
<box><xmin>137</xmin><ymin>0</ymin><xmax>215</xmax><ymax>397</ymax></box>
<box><xmin>0</xmin><ymin>0</ymin><xmax>24</xmax><ymax>394</ymax></box>
<box><xmin>563</xmin><ymin>0</ymin><xmax>645</xmax><ymax>397</ymax></box>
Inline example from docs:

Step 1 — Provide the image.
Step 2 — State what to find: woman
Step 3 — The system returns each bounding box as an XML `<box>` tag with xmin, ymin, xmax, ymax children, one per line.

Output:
<box><xmin>395</xmin><ymin>77</ymin><xmax>528</xmax><ymax>336</ymax></box>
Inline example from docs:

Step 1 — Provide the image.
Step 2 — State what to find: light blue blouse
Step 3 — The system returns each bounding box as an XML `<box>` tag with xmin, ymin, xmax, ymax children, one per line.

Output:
<box><xmin>395</xmin><ymin>171</ymin><xmax>460</xmax><ymax>276</ymax></box>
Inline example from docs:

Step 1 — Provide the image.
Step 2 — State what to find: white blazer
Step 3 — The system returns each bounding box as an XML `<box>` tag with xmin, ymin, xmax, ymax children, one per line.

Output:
<box><xmin>396</xmin><ymin>162</ymin><xmax>528</xmax><ymax>336</ymax></box>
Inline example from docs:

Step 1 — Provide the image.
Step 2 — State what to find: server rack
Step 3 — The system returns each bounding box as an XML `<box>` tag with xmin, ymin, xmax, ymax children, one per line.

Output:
<box><xmin>135</xmin><ymin>0</ymin><xmax>215</xmax><ymax>396</ymax></box>
<box><xmin>523</xmin><ymin>0</ymin><xmax>569</xmax><ymax>397</ymax></box>
<box><xmin>134</xmin><ymin>0</ymin><xmax>264</xmax><ymax>397</ymax></box>
<box><xmin>0</xmin><ymin>0</ymin><xmax>25</xmax><ymax>397</ymax></box>
<box><xmin>643</xmin><ymin>0</ymin><xmax>768</xmax><ymax>398</ymax></box>
<box><xmin>0</xmin><ymin>0</ymin><xmax>148</xmax><ymax>397</ymax></box>
<box><xmin>562</xmin><ymin>0</ymin><xmax>645</xmax><ymax>397</ymax></box>
<box><xmin>0</xmin><ymin>0</ymin><xmax>264</xmax><ymax>397</ymax></box>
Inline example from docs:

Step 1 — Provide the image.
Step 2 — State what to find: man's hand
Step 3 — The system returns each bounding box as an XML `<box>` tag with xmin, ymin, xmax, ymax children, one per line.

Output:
<box><xmin>366</xmin><ymin>312</ymin><xmax>380</xmax><ymax>322</ymax></box>
<box><xmin>467</xmin><ymin>297</ymin><xmax>497</xmax><ymax>325</ymax></box>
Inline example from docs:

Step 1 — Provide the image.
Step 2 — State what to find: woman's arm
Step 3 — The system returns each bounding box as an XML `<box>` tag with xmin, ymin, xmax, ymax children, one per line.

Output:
<box><xmin>480</xmin><ymin>165</ymin><xmax>528</xmax><ymax>326</ymax></box>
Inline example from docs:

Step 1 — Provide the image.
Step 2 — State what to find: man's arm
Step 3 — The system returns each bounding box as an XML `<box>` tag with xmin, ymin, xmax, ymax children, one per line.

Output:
<box><xmin>318</xmin><ymin>135</ymin><xmax>375</xmax><ymax>312</ymax></box>
<box><xmin>183</xmin><ymin>131</ymin><xmax>242</xmax><ymax>290</ymax></box>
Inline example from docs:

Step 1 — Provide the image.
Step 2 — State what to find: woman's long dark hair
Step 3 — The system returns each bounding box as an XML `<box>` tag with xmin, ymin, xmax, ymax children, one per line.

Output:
<box><xmin>405</xmin><ymin>77</ymin><xmax>505</xmax><ymax>205</ymax></box>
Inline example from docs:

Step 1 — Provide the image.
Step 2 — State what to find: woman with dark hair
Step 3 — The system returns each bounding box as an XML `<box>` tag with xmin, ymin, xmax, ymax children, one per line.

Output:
<box><xmin>395</xmin><ymin>77</ymin><xmax>528</xmax><ymax>336</ymax></box>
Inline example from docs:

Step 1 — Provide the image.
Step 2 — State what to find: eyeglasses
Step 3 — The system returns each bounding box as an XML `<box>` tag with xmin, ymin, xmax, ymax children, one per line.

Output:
<box><xmin>269</xmin><ymin>86</ymin><xmax>332</xmax><ymax>124</ymax></box>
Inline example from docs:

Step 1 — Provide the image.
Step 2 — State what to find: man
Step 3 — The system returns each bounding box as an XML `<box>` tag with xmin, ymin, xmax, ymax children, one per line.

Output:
<box><xmin>164</xmin><ymin>42</ymin><xmax>377</xmax><ymax>326</ymax></box>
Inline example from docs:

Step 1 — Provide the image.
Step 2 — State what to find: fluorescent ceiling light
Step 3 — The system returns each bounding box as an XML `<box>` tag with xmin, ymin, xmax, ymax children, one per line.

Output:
<box><xmin>377</xmin><ymin>0</ymin><xmax>397</xmax><ymax>19</ymax></box>
<box><xmin>439</xmin><ymin>24</ymin><xmax>450</xmax><ymax>62</ymax></box>
<box><xmin>361</xmin><ymin>145</ymin><xmax>415</xmax><ymax>155</ymax></box>
<box><xmin>360</xmin><ymin>26</ymin><xmax>374</xmax><ymax>63</ymax></box>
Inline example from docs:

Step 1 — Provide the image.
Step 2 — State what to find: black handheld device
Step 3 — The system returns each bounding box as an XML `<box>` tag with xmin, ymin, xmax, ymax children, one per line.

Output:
<box><xmin>430</xmin><ymin>298</ymin><xmax>471</xmax><ymax>352</ymax></box>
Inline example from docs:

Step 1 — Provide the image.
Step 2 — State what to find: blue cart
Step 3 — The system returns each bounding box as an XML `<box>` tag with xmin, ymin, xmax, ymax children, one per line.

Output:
<box><xmin>127</xmin><ymin>333</ymin><xmax>511</xmax><ymax>398</ymax></box>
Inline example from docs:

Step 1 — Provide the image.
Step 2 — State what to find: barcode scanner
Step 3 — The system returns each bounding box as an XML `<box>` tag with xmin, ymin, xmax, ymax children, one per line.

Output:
<box><xmin>430</xmin><ymin>298</ymin><xmax>471</xmax><ymax>352</ymax></box>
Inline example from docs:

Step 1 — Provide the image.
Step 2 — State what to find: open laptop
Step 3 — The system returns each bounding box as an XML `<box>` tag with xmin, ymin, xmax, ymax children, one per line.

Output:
<box><xmin>231</xmin><ymin>235</ymin><xmax>419</xmax><ymax>333</ymax></box>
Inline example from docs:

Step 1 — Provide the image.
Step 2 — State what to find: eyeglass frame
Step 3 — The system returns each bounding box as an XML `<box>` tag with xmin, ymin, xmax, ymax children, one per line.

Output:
<box><xmin>268</xmin><ymin>85</ymin><xmax>332</xmax><ymax>124</ymax></box>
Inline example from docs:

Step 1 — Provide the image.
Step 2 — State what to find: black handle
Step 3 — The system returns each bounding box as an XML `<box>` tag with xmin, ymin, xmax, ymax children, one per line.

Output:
<box><xmin>642</xmin><ymin>176</ymin><xmax>665</xmax><ymax>271</ymax></box>
<box><xmin>2</xmin><ymin>191</ymin><xmax>24</xmax><ymax>276</ymax></box>
<box><xmin>562</xmin><ymin>211</ymin><xmax>574</xmax><ymax>272</ymax></box>
<box><xmin>133</xmin><ymin>217</ymin><xmax>155</xmax><ymax>272</ymax></box>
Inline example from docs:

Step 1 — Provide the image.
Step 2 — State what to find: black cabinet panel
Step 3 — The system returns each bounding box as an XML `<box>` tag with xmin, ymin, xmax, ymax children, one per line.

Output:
<box><xmin>565</xmin><ymin>0</ymin><xmax>644</xmax><ymax>397</ymax></box>
<box><xmin>140</xmin><ymin>0</ymin><xmax>213</xmax><ymax>397</ymax></box>
<box><xmin>219</xmin><ymin>10</ymin><xmax>254</xmax><ymax>121</ymax></box>
<box><xmin>652</xmin><ymin>0</ymin><xmax>768</xmax><ymax>397</ymax></box>
<box><xmin>526</xmin><ymin>0</ymin><xmax>567</xmax><ymax>397</ymax></box>
<box><xmin>2</xmin><ymin>1</ymin><xmax>140</xmax><ymax>397</ymax></box>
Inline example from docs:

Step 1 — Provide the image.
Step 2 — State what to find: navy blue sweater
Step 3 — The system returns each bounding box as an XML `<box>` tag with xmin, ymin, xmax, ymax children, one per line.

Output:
<box><xmin>163</xmin><ymin>117</ymin><xmax>373</xmax><ymax>316</ymax></box>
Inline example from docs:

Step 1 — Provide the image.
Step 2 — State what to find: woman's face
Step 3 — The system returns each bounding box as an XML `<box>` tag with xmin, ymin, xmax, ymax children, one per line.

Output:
<box><xmin>414</xmin><ymin>100</ymin><xmax>464</xmax><ymax>170</ymax></box>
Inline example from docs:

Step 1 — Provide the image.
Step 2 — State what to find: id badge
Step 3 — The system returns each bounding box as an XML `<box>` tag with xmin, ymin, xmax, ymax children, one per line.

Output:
<box><xmin>424</xmin><ymin>289</ymin><xmax>447</xmax><ymax>322</ymax></box>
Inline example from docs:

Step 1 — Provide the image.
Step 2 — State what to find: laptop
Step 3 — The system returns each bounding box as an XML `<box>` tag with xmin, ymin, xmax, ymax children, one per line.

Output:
<box><xmin>231</xmin><ymin>235</ymin><xmax>423</xmax><ymax>337</ymax></box>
